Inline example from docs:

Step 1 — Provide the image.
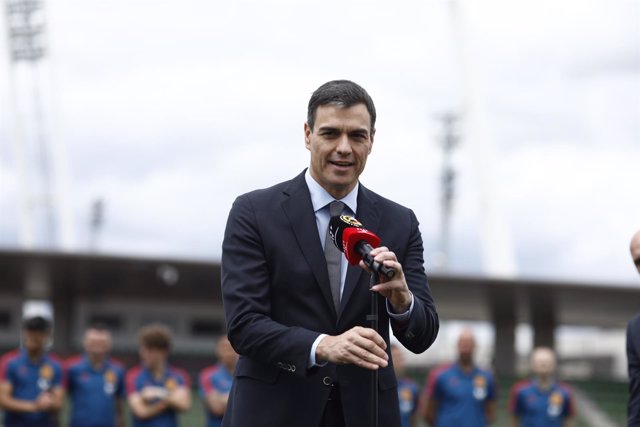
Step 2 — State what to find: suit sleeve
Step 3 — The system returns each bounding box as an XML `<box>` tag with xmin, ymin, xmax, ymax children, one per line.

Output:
<box><xmin>390</xmin><ymin>209</ymin><xmax>439</xmax><ymax>353</ymax></box>
<box><xmin>221</xmin><ymin>194</ymin><xmax>321</xmax><ymax>376</ymax></box>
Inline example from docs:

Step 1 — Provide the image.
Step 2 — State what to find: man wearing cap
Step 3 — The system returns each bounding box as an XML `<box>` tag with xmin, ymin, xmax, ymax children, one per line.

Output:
<box><xmin>0</xmin><ymin>316</ymin><xmax>65</xmax><ymax>427</ymax></box>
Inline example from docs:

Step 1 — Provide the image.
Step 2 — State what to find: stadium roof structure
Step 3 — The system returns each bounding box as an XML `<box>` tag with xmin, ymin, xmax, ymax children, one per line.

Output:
<box><xmin>0</xmin><ymin>248</ymin><xmax>637</xmax><ymax>375</ymax></box>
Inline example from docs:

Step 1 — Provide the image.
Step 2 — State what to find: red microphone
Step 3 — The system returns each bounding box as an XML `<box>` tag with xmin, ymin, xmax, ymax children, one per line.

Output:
<box><xmin>329</xmin><ymin>215</ymin><xmax>395</xmax><ymax>279</ymax></box>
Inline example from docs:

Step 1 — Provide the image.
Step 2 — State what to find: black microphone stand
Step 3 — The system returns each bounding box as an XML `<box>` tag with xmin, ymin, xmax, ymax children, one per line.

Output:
<box><xmin>367</xmin><ymin>271</ymin><xmax>380</xmax><ymax>427</ymax></box>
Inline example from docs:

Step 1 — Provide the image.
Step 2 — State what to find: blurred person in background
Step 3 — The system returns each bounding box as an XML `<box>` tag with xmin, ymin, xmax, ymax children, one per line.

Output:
<box><xmin>508</xmin><ymin>347</ymin><xmax>574</xmax><ymax>427</ymax></box>
<box><xmin>419</xmin><ymin>328</ymin><xmax>497</xmax><ymax>427</ymax></box>
<box><xmin>0</xmin><ymin>315</ymin><xmax>65</xmax><ymax>427</ymax></box>
<box><xmin>199</xmin><ymin>336</ymin><xmax>238</xmax><ymax>427</ymax></box>
<box><xmin>627</xmin><ymin>229</ymin><xmax>640</xmax><ymax>426</ymax></box>
<box><xmin>65</xmin><ymin>324</ymin><xmax>125</xmax><ymax>427</ymax></box>
<box><xmin>391</xmin><ymin>344</ymin><xmax>419</xmax><ymax>427</ymax></box>
<box><xmin>125</xmin><ymin>323</ymin><xmax>191</xmax><ymax>427</ymax></box>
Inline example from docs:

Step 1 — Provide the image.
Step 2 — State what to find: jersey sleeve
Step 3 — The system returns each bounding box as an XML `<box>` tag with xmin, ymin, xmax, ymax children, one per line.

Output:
<box><xmin>199</xmin><ymin>366</ymin><xmax>216</xmax><ymax>396</ymax></box>
<box><xmin>116</xmin><ymin>367</ymin><xmax>126</xmax><ymax>397</ymax></box>
<box><xmin>0</xmin><ymin>358</ymin><xmax>13</xmax><ymax>384</ymax></box>
<box><xmin>125</xmin><ymin>367</ymin><xmax>142</xmax><ymax>396</ymax></box>
<box><xmin>508</xmin><ymin>382</ymin><xmax>526</xmax><ymax>416</ymax></box>
<box><xmin>173</xmin><ymin>367</ymin><xmax>191</xmax><ymax>389</ymax></box>
<box><xmin>0</xmin><ymin>351</ymin><xmax>19</xmax><ymax>385</ymax></box>
<box><xmin>560</xmin><ymin>384</ymin><xmax>575</xmax><ymax>418</ymax></box>
<box><xmin>486</xmin><ymin>373</ymin><xmax>498</xmax><ymax>401</ymax></box>
<box><xmin>422</xmin><ymin>365</ymin><xmax>446</xmax><ymax>401</ymax></box>
<box><xmin>52</xmin><ymin>361</ymin><xmax>63</xmax><ymax>387</ymax></box>
<box><xmin>0</xmin><ymin>354</ymin><xmax>11</xmax><ymax>383</ymax></box>
<box><xmin>411</xmin><ymin>381</ymin><xmax>420</xmax><ymax>415</ymax></box>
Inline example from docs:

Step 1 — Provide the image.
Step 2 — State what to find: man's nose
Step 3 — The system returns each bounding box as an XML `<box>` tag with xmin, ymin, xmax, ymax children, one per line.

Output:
<box><xmin>336</xmin><ymin>134</ymin><xmax>352</xmax><ymax>153</ymax></box>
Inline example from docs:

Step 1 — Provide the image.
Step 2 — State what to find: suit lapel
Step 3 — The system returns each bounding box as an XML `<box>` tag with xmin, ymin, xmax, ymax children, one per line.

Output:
<box><xmin>338</xmin><ymin>184</ymin><xmax>380</xmax><ymax>317</ymax></box>
<box><xmin>281</xmin><ymin>173</ymin><xmax>337</xmax><ymax>317</ymax></box>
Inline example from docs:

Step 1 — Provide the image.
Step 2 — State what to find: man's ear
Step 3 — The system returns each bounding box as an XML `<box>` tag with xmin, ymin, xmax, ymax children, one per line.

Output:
<box><xmin>304</xmin><ymin>122</ymin><xmax>312</xmax><ymax>149</ymax></box>
<box><xmin>369</xmin><ymin>129</ymin><xmax>376</xmax><ymax>154</ymax></box>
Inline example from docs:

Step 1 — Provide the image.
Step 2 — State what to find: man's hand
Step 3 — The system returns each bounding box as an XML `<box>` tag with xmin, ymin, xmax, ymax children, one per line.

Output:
<box><xmin>140</xmin><ymin>386</ymin><xmax>168</xmax><ymax>402</ymax></box>
<box><xmin>361</xmin><ymin>246</ymin><xmax>412</xmax><ymax>312</ymax></box>
<box><xmin>35</xmin><ymin>392</ymin><xmax>54</xmax><ymax>411</ymax></box>
<box><xmin>316</xmin><ymin>326</ymin><xmax>388</xmax><ymax>370</ymax></box>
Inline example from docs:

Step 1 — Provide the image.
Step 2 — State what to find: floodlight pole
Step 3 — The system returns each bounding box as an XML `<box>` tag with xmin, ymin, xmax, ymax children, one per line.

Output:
<box><xmin>5</xmin><ymin>0</ymin><xmax>57</xmax><ymax>248</ymax></box>
<box><xmin>435</xmin><ymin>113</ymin><xmax>461</xmax><ymax>270</ymax></box>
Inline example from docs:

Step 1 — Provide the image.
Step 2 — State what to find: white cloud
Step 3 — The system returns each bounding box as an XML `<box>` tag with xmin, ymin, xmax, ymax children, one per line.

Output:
<box><xmin>0</xmin><ymin>0</ymin><xmax>638</xmax><ymax>285</ymax></box>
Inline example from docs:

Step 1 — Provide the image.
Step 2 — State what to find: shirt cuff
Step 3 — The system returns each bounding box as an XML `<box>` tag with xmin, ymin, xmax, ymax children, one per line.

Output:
<box><xmin>309</xmin><ymin>334</ymin><xmax>329</xmax><ymax>368</ymax></box>
<box><xmin>386</xmin><ymin>292</ymin><xmax>414</xmax><ymax>322</ymax></box>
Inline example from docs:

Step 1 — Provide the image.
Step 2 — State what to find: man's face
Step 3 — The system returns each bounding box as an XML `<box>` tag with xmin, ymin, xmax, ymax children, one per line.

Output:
<box><xmin>139</xmin><ymin>346</ymin><xmax>167</xmax><ymax>368</ymax></box>
<box><xmin>630</xmin><ymin>232</ymin><xmax>640</xmax><ymax>274</ymax></box>
<box><xmin>531</xmin><ymin>348</ymin><xmax>556</xmax><ymax>377</ymax></box>
<box><xmin>457</xmin><ymin>330</ymin><xmax>476</xmax><ymax>363</ymax></box>
<box><xmin>22</xmin><ymin>329</ymin><xmax>49</xmax><ymax>353</ymax></box>
<box><xmin>84</xmin><ymin>329</ymin><xmax>111</xmax><ymax>359</ymax></box>
<box><xmin>305</xmin><ymin>104</ymin><xmax>374</xmax><ymax>200</ymax></box>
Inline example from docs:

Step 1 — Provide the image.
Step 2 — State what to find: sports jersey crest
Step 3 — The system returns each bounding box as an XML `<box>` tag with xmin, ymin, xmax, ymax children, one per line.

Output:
<box><xmin>400</xmin><ymin>388</ymin><xmax>413</xmax><ymax>402</ymax></box>
<box><xmin>472</xmin><ymin>374</ymin><xmax>487</xmax><ymax>400</ymax></box>
<box><xmin>165</xmin><ymin>377</ymin><xmax>178</xmax><ymax>390</ymax></box>
<box><xmin>40</xmin><ymin>363</ymin><xmax>53</xmax><ymax>380</ymax></box>
<box><xmin>549</xmin><ymin>392</ymin><xmax>563</xmax><ymax>405</ymax></box>
<box><xmin>547</xmin><ymin>391</ymin><xmax>563</xmax><ymax>417</ymax></box>
<box><xmin>38</xmin><ymin>363</ymin><xmax>53</xmax><ymax>390</ymax></box>
<box><xmin>104</xmin><ymin>370</ymin><xmax>116</xmax><ymax>384</ymax></box>
<box><xmin>103</xmin><ymin>369</ymin><xmax>116</xmax><ymax>395</ymax></box>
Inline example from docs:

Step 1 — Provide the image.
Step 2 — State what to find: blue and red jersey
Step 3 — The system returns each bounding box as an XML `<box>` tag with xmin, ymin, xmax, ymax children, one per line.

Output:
<box><xmin>627</xmin><ymin>313</ymin><xmax>640</xmax><ymax>426</ymax></box>
<box><xmin>0</xmin><ymin>348</ymin><xmax>63</xmax><ymax>427</ymax></box>
<box><xmin>397</xmin><ymin>376</ymin><xmax>419</xmax><ymax>427</ymax></box>
<box><xmin>199</xmin><ymin>364</ymin><xmax>233</xmax><ymax>427</ymax></box>
<box><xmin>423</xmin><ymin>363</ymin><xmax>497</xmax><ymax>427</ymax></box>
<box><xmin>125</xmin><ymin>364</ymin><xmax>191</xmax><ymax>427</ymax></box>
<box><xmin>509</xmin><ymin>379</ymin><xmax>574</xmax><ymax>427</ymax></box>
<box><xmin>65</xmin><ymin>354</ymin><xmax>125</xmax><ymax>427</ymax></box>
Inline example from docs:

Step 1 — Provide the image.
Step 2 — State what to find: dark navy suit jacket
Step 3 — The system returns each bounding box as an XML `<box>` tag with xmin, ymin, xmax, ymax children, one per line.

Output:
<box><xmin>221</xmin><ymin>170</ymin><xmax>439</xmax><ymax>427</ymax></box>
<box><xmin>628</xmin><ymin>313</ymin><xmax>640</xmax><ymax>427</ymax></box>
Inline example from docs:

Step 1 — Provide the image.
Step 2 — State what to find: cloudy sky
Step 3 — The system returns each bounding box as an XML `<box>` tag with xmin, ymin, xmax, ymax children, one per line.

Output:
<box><xmin>0</xmin><ymin>0</ymin><xmax>638</xmax><ymax>285</ymax></box>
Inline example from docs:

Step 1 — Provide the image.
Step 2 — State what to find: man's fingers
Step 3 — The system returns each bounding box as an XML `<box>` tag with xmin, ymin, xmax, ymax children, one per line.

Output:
<box><xmin>347</xmin><ymin>328</ymin><xmax>388</xmax><ymax>367</ymax></box>
<box><xmin>317</xmin><ymin>328</ymin><xmax>391</xmax><ymax>369</ymax></box>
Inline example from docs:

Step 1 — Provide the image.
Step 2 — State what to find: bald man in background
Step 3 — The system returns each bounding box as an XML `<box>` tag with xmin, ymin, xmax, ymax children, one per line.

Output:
<box><xmin>509</xmin><ymin>347</ymin><xmax>574</xmax><ymax>427</ymax></box>
<box><xmin>65</xmin><ymin>325</ymin><xmax>125</xmax><ymax>427</ymax></box>
<box><xmin>419</xmin><ymin>329</ymin><xmax>497</xmax><ymax>427</ymax></box>
<box><xmin>627</xmin><ymin>230</ymin><xmax>640</xmax><ymax>426</ymax></box>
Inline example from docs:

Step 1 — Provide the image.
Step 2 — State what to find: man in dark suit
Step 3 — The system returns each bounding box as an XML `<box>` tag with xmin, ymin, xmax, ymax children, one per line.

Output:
<box><xmin>628</xmin><ymin>229</ymin><xmax>640</xmax><ymax>427</ymax></box>
<box><xmin>221</xmin><ymin>79</ymin><xmax>439</xmax><ymax>427</ymax></box>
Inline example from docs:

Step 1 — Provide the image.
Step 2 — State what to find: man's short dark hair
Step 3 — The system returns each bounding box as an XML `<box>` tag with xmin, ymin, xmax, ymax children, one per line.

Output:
<box><xmin>138</xmin><ymin>323</ymin><xmax>172</xmax><ymax>351</ymax></box>
<box><xmin>307</xmin><ymin>80</ymin><xmax>377</xmax><ymax>131</ymax></box>
<box><xmin>23</xmin><ymin>316</ymin><xmax>52</xmax><ymax>332</ymax></box>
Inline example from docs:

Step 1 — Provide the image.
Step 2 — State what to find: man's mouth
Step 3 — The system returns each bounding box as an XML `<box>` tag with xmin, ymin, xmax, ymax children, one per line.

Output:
<box><xmin>329</xmin><ymin>160</ymin><xmax>354</xmax><ymax>167</ymax></box>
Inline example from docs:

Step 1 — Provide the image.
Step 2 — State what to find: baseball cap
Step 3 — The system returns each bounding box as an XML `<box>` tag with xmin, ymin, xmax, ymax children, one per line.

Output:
<box><xmin>22</xmin><ymin>315</ymin><xmax>52</xmax><ymax>332</ymax></box>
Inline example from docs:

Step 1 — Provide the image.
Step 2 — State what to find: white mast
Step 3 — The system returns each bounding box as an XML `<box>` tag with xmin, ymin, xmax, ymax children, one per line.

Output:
<box><xmin>4</xmin><ymin>0</ymin><xmax>74</xmax><ymax>250</ymax></box>
<box><xmin>448</xmin><ymin>0</ymin><xmax>517</xmax><ymax>277</ymax></box>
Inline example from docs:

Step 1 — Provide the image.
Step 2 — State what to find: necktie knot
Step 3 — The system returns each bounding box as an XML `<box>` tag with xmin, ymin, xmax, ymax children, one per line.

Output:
<box><xmin>328</xmin><ymin>200</ymin><xmax>344</xmax><ymax>217</ymax></box>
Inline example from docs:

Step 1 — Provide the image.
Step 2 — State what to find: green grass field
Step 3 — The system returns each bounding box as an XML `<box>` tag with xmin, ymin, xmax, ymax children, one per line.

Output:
<box><xmin>12</xmin><ymin>376</ymin><xmax>628</xmax><ymax>427</ymax></box>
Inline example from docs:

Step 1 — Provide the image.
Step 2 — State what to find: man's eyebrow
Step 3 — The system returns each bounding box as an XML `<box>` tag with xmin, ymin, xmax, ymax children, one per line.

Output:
<box><xmin>317</xmin><ymin>125</ymin><xmax>339</xmax><ymax>132</ymax></box>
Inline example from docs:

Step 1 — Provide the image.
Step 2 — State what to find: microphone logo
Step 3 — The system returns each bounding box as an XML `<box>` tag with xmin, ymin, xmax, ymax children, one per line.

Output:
<box><xmin>340</xmin><ymin>215</ymin><xmax>362</xmax><ymax>227</ymax></box>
